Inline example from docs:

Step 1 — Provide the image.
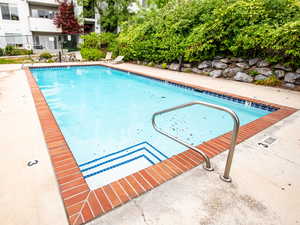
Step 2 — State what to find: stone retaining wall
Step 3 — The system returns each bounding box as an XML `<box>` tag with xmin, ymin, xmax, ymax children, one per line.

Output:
<box><xmin>138</xmin><ymin>57</ymin><xmax>300</xmax><ymax>90</ymax></box>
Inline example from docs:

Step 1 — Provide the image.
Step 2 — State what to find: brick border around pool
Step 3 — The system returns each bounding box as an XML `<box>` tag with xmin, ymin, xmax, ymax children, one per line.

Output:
<box><xmin>25</xmin><ymin>65</ymin><xmax>297</xmax><ymax>225</ymax></box>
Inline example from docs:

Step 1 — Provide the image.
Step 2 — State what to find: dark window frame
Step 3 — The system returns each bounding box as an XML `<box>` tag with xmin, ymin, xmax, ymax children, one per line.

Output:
<box><xmin>0</xmin><ymin>3</ymin><xmax>19</xmax><ymax>20</ymax></box>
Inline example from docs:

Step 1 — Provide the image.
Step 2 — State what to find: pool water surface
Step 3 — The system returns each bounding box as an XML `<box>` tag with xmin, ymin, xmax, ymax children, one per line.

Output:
<box><xmin>31</xmin><ymin>65</ymin><xmax>272</xmax><ymax>189</ymax></box>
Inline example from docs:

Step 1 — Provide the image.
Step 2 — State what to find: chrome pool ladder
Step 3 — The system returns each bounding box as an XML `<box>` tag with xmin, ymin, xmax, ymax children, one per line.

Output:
<box><xmin>152</xmin><ymin>101</ymin><xmax>240</xmax><ymax>182</ymax></box>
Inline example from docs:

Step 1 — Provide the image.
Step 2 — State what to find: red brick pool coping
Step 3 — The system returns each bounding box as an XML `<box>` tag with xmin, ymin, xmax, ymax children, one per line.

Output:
<box><xmin>25</xmin><ymin>65</ymin><xmax>297</xmax><ymax>225</ymax></box>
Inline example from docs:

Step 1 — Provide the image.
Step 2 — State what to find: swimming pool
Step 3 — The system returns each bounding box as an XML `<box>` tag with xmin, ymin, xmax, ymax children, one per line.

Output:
<box><xmin>26</xmin><ymin>64</ymin><xmax>296</xmax><ymax>224</ymax></box>
<box><xmin>31</xmin><ymin>65</ymin><xmax>274</xmax><ymax>189</ymax></box>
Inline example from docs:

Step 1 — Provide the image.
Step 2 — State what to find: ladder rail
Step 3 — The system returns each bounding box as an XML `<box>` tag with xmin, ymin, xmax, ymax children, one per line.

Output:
<box><xmin>152</xmin><ymin>101</ymin><xmax>240</xmax><ymax>182</ymax></box>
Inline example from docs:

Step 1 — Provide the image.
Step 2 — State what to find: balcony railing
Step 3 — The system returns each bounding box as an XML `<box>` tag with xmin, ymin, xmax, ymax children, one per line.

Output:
<box><xmin>27</xmin><ymin>0</ymin><xmax>59</xmax><ymax>7</ymax></box>
<box><xmin>29</xmin><ymin>17</ymin><xmax>61</xmax><ymax>33</ymax></box>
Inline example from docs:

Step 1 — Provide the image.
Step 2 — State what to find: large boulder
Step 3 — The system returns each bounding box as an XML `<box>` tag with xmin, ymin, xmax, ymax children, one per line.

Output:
<box><xmin>220</xmin><ymin>58</ymin><xmax>230</xmax><ymax>63</ymax></box>
<box><xmin>182</xmin><ymin>68</ymin><xmax>192</xmax><ymax>72</ymax></box>
<box><xmin>257</xmin><ymin>60</ymin><xmax>270</xmax><ymax>67</ymax></box>
<box><xmin>183</xmin><ymin>63</ymin><xmax>192</xmax><ymax>68</ymax></box>
<box><xmin>234</xmin><ymin>72</ymin><xmax>253</xmax><ymax>83</ymax></box>
<box><xmin>169</xmin><ymin>63</ymin><xmax>180</xmax><ymax>71</ymax></box>
<box><xmin>231</xmin><ymin>57</ymin><xmax>244</xmax><ymax>62</ymax></box>
<box><xmin>273</xmin><ymin>64</ymin><xmax>292</xmax><ymax>72</ymax></box>
<box><xmin>191</xmin><ymin>67</ymin><xmax>202</xmax><ymax>74</ymax></box>
<box><xmin>283</xmin><ymin>83</ymin><xmax>295</xmax><ymax>89</ymax></box>
<box><xmin>223</xmin><ymin>67</ymin><xmax>242</xmax><ymax>78</ymax></box>
<box><xmin>201</xmin><ymin>68</ymin><xmax>213</xmax><ymax>73</ymax></box>
<box><xmin>212</xmin><ymin>60</ymin><xmax>228</xmax><ymax>69</ymax></box>
<box><xmin>248</xmin><ymin>58</ymin><xmax>259</xmax><ymax>66</ymax></box>
<box><xmin>284</xmin><ymin>73</ymin><xmax>300</xmax><ymax>83</ymax></box>
<box><xmin>255</xmin><ymin>68</ymin><xmax>273</xmax><ymax>76</ymax></box>
<box><xmin>236</xmin><ymin>62</ymin><xmax>250</xmax><ymax>69</ymax></box>
<box><xmin>214</xmin><ymin>56</ymin><xmax>223</xmax><ymax>60</ymax></box>
<box><xmin>274</xmin><ymin>70</ymin><xmax>285</xmax><ymax>79</ymax></box>
<box><xmin>209</xmin><ymin>70</ymin><xmax>223</xmax><ymax>78</ymax></box>
<box><xmin>198</xmin><ymin>61</ymin><xmax>211</xmax><ymax>69</ymax></box>
<box><xmin>255</xmin><ymin>75</ymin><xmax>267</xmax><ymax>81</ymax></box>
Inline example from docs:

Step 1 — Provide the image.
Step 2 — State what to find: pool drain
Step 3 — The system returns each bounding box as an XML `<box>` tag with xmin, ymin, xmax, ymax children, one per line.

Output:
<box><xmin>27</xmin><ymin>160</ymin><xmax>39</xmax><ymax>167</ymax></box>
<box><xmin>257</xmin><ymin>136</ymin><xmax>277</xmax><ymax>149</ymax></box>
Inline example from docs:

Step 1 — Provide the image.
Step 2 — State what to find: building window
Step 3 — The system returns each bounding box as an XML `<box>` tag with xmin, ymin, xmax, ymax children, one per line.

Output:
<box><xmin>5</xmin><ymin>33</ymin><xmax>23</xmax><ymax>47</ymax></box>
<box><xmin>0</xmin><ymin>3</ymin><xmax>19</xmax><ymax>20</ymax></box>
<box><xmin>31</xmin><ymin>8</ymin><xmax>56</xmax><ymax>19</ymax></box>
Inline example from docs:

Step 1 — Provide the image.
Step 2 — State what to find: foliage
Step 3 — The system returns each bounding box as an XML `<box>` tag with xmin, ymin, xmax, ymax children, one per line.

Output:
<box><xmin>4</xmin><ymin>46</ymin><xmax>14</xmax><ymax>55</ymax></box>
<box><xmin>266</xmin><ymin>55</ymin><xmax>284</xmax><ymax>64</ymax></box>
<box><xmin>161</xmin><ymin>63</ymin><xmax>168</xmax><ymax>69</ymax></box>
<box><xmin>13</xmin><ymin>49</ymin><xmax>33</xmax><ymax>55</ymax></box>
<box><xmin>255</xmin><ymin>75</ymin><xmax>281</xmax><ymax>86</ymax></box>
<box><xmin>115</xmin><ymin>0</ymin><xmax>300</xmax><ymax>64</ymax></box>
<box><xmin>98</xmin><ymin>32</ymin><xmax>117</xmax><ymax>49</ymax></box>
<box><xmin>80</xmin><ymin>32</ymin><xmax>117</xmax><ymax>50</ymax></box>
<box><xmin>249</xmin><ymin>70</ymin><xmax>260</xmax><ymax>76</ymax></box>
<box><xmin>147</xmin><ymin>0</ymin><xmax>170</xmax><ymax>8</ymax></box>
<box><xmin>78</xmin><ymin>0</ymin><xmax>135</xmax><ymax>32</ymax></box>
<box><xmin>4</xmin><ymin>46</ymin><xmax>33</xmax><ymax>56</ymax></box>
<box><xmin>81</xmin><ymin>32</ymin><xmax>101</xmax><ymax>48</ymax></box>
<box><xmin>39</xmin><ymin>52</ymin><xmax>52</xmax><ymax>59</ymax></box>
<box><xmin>54</xmin><ymin>0</ymin><xmax>83</xmax><ymax>34</ymax></box>
<box><xmin>80</xmin><ymin>48</ymin><xmax>105</xmax><ymax>60</ymax></box>
<box><xmin>0</xmin><ymin>48</ymin><xmax>4</xmax><ymax>56</ymax></box>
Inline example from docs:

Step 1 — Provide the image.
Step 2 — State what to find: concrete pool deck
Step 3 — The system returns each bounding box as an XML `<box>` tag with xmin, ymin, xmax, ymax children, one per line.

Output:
<box><xmin>0</xmin><ymin>62</ymin><xmax>299</xmax><ymax>225</ymax></box>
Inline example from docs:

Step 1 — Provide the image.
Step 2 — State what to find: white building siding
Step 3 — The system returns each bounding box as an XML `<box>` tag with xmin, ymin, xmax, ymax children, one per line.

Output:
<box><xmin>0</xmin><ymin>0</ymin><xmax>91</xmax><ymax>50</ymax></box>
<box><xmin>29</xmin><ymin>17</ymin><xmax>61</xmax><ymax>33</ymax></box>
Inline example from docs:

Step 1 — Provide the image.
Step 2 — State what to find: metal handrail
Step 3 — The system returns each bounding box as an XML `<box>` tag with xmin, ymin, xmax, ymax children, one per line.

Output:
<box><xmin>152</xmin><ymin>101</ymin><xmax>240</xmax><ymax>182</ymax></box>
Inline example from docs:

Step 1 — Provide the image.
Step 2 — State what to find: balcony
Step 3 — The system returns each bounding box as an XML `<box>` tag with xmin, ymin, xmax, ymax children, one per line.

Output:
<box><xmin>27</xmin><ymin>0</ymin><xmax>59</xmax><ymax>7</ymax></box>
<box><xmin>29</xmin><ymin>17</ymin><xmax>61</xmax><ymax>33</ymax></box>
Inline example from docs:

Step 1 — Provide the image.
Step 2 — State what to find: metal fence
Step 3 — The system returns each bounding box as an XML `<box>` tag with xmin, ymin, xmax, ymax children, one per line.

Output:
<box><xmin>0</xmin><ymin>34</ymin><xmax>80</xmax><ymax>53</ymax></box>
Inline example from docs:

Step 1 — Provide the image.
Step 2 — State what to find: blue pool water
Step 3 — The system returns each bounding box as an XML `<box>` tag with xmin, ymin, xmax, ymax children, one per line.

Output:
<box><xmin>31</xmin><ymin>66</ymin><xmax>272</xmax><ymax>188</ymax></box>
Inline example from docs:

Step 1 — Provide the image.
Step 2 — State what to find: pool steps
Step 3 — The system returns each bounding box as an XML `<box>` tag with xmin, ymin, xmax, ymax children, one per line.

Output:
<box><xmin>79</xmin><ymin>142</ymin><xmax>167</xmax><ymax>189</ymax></box>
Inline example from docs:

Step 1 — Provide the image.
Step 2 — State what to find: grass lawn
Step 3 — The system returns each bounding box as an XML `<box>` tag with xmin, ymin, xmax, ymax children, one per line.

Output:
<box><xmin>0</xmin><ymin>57</ymin><xmax>33</xmax><ymax>64</ymax></box>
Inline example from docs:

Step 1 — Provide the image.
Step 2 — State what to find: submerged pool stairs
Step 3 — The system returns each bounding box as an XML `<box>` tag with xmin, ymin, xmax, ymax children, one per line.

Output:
<box><xmin>79</xmin><ymin>142</ymin><xmax>167</xmax><ymax>189</ymax></box>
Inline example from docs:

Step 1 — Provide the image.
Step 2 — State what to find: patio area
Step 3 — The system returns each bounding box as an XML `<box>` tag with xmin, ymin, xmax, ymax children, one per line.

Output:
<box><xmin>0</xmin><ymin>62</ymin><xmax>299</xmax><ymax>225</ymax></box>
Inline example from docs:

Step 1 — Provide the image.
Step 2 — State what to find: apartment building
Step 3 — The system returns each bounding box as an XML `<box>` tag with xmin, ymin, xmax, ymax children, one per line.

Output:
<box><xmin>0</xmin><ymin>0</ymin><xmax>100</xmax><ymax>51</ymax></box>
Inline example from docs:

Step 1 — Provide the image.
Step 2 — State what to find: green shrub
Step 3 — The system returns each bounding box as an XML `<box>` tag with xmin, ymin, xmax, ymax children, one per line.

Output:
<box><xmin>39</xmin><ymin>52</ymin><xmax>52</xmax><ymax>59</ymax></box>
<box><xmin>0</xmin><ymin>48</ymin><xmax>3</xmax><ymax>56</ymax></box>
<box><xmin>5</xmin><ymin>46</ymin><xmax>15</xmax><ymax>56</ymax></box>
<box><xmin>80</xmin><ymin>32</ymin><xmax>117</xmax><ymax>51</ymax></box>
<box><xmin>47</xmin><ymin>59</ymin><xmax>55</xmax><ymax>63</ymax></box>
<box><xmin>4</xmin><ymin>46</ymin><xmax>32</xmax><ymax>56</ymax></box>
<box><xmin>249</xmin><ymin>70</ymin><xmax>260</xmax><ymax>76</ymax></box>
<box><xmin>14</xmin><ymin>49</ymin><xmax>33</xmax><ymax>55</ymax></box>
<box><xmin>161</xmin><ymin>63</ymin><xmax>168</xmax><ymax>69</ymax></box>
<box><xmin>80</xmin><ymin>48</ymin><xmax>105</xmax><ymax>61</ymax></box>
<box><xmin>80</xmin><ymin>32</ymin><xmax>101</xmax><ymax>49</ymax></box>
<box><xmin>255</xmin><ymin>75</ymin><xmax>281</xmax><ymax>86</ymax></box>
<box><xmin>148</xmin><ymin>62</ymin><xmax>155</xmax><ymax>67</ymax></box>
<box><xmin>99</xmin><ymin>32</ymin><xmax>117</xmax><ymax>49</ymax></box>
<box><xmin>115</xmin><ymin>0</ymin><xmax>300</xmax><ymax>65</ymax></box>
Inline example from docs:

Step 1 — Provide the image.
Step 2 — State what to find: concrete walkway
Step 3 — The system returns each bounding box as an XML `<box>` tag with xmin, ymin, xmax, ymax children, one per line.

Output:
<box><xmin>0</xmin><ymin>63</ymin><xmax>299</xmax><ymax>225</ymax></box>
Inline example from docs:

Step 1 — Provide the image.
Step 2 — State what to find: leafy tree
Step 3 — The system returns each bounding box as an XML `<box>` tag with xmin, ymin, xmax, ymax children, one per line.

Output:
<box><xmin>78</xmin><ymin>0</ymin><xmax>136</xmax><ymax>33</ymax></box>
<box><xmin>116</xmin><ymin>0</ymin><xmax>300</xmax><ymax>66</ymax></box>
<box><xmin>145</xmin><ymin>0</ymin><xmax>170</xmax><ymax>8</ymax></box>
<box><xmin>54</xmin><ymin>0</ymin><xmax>83</xmax><ymax>34</ymax></box>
